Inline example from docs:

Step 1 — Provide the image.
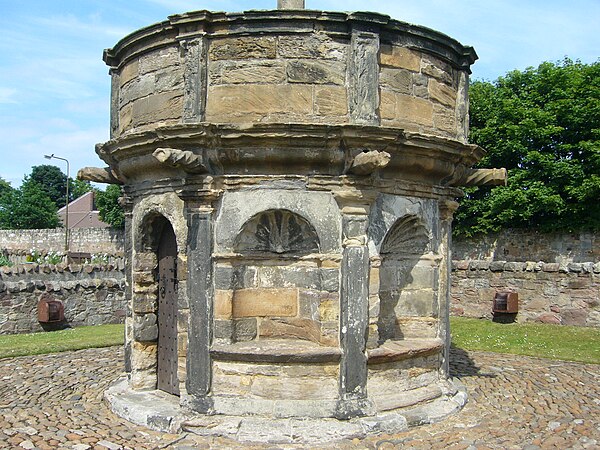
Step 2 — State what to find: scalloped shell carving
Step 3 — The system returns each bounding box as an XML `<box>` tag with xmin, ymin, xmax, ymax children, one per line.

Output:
<box><xmin>235</xmin><ymin>209</ymin><xmax>320</xmax><ymax>254</ymax></box>
<box><xmin>380</xmin><ymin>215</ymin><xmax>429</xmax><ymax>256</ymax></box>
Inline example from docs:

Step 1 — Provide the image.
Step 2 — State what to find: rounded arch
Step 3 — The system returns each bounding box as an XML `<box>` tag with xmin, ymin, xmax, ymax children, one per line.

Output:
<box><xmin>380</xmin><ymin>214</ymin><xmax>430</xmax><ymax>258</ymax></box>
<box><xmin>234</xmin><ymin>209</ymin><xmax>320</xmax><ymax>255</ymax></box>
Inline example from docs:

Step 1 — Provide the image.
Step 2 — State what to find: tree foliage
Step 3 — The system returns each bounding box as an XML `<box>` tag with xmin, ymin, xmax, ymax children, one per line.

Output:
<box><xmin>96</xmin><ymin>184</ymin><xmax>125</xmax><ymax>228</ymax></box>
<box><xmin>30</xmin><ymin>165</ymin><xmax>68</xmax><ymax>208</ymax></box>
<box><xmin>0</xmin><ymin>178</ymin><xmax>59</xmax><ymax>229</ymax></box>
<box><xmin>454</xmin><ymin>59</ymin><xmax>600</xmax><ymax>236</ymax></box>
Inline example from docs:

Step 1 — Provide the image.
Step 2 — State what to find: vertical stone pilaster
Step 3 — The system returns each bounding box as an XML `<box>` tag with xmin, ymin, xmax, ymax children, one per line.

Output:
<box><xmin>121</xmin><ymin>193</ymin><xmax>134</xmax><ymax>374</ymax></box>
<box><xmin>181</xmin><ymin>37</ymin><xmax>208</xmax><ymax>123</ymax></box>
<box><xmin>109</xmin><ymin>68</ymin><xmax>120</xmax><ymax>138</ymax></box>
<box><xmin>185</xmin><ymin>205</ymin><xmax>214</xmax><ymax>411</ymax></box>
<box><xmin>348</xmin><ymin>27</ymin><xmax>380</xmax><ymax>126</ymax></box>
<box><xmin>335</xmin><ymin>195</ymin><xmax>375</xmax><ymax>418</ymax></box>
<box><xmin>438</xmin><ymin>200</ymin><xmax>459</xmax><ymax>377</ymax></box>
<box><xmin>455</xmin><ymin>71</ymin><xmax>470</xmax><ymax>143</ymax></box>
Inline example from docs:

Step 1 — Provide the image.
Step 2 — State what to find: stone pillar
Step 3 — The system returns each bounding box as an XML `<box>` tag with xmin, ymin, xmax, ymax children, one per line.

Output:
<box><xmin>438</xmin><ymin>200</ymin><xmax>459</xmax><ymax>377</ymax></box>
<box><xmin>277</xmin><ymin>0</ymin><xmax>305</xmax><ymax>9</ymax></box>
<box><xmin>335</xmin><ymin>191</ymin><xmax>375</xmax><ymax>418</ymax></box>
<box><xmin>121</xmin><ymin>193</ymin><xmax>134</xmax><ymax>375</ymax></box>
<box><xmin>184</xmin><ymin>198</ymin><xmax>215</xmax><ymax>412</ymax></box>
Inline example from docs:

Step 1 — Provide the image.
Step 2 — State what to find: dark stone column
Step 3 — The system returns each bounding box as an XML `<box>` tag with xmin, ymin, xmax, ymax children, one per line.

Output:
<box><xmin>185</xmin><ymin>206</ymin><xmax>214</xmax><ymax>412</ymax></box>
<box><xmin>121</xmin><ymin>193</ymin><xmax>134</xmax><ymax>374</ymax></box>
<box><xmin>335</xmin><ymin>198</ymin><xmax>375</xmax><ymax>418</ymax></box>
<box><xmin>438</xmin><ymin>200</ymin><xmax>459</xmax><ymax>377</ymax></box>
<box><xmin>181</xmin><ymin>36</ymin><xmax>208</xmax><ymax>123</ymax></box>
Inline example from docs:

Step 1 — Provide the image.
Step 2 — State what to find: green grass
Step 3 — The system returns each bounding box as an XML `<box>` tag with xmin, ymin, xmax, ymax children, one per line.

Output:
<box><xmin>451</xmin><ymin>317</ymin><xmax>600</xmax><ymax>364</ymax></box>
<box><xmin>0</xmin><ymin>324</ymin><xmax>124</xmax><ymax>359</ymax></box>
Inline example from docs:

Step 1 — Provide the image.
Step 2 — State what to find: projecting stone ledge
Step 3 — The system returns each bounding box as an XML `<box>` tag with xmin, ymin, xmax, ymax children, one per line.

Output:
<box><xmin>367</xmin><ymin>339</ymin><xmax>443</xmax><ymax>364</ymax></box>
<box><xmin>210</xmin><ymin>339</ymin><xmax>342</xmax><ymax>363</ymax></box>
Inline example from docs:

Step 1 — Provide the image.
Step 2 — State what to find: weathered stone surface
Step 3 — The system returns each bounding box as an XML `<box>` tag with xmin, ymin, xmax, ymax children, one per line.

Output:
<box><xmin>367</xmin><ymin>339</ymin><xmax>443</xmax><ymax>364</ymax></box>
<box><xmin>348</xmin><ymin>30</ymin><xmax>380</xmax><ymax>125</ymax></box>
<box><xmin>380</xmin><ymin>44</ymin><xmax>421</xmax><ymax>72</ymax></box>
<box><xmin>380</xmin><ymin>68</ymin><xmax>412</xmax><ymax>93</ymax></box>
<box><xmin>278</xmin><ymin>34</ymin><xmax>347</xmax><ymax>60</ymax></box>
<box><xmin>421</xmin><ymin>55</ymin><xmax>454</xmax><ymax>85</ymax></box>
<box><xmin>286</xmin><ymin>60</ymin><xmax>345</xmax><ymax>85</ymax></box>
<box><xmin>380</xmin><ymin>91</ymin><xmax>434</xmax><ymax>127</ymax></box>
<box><xmin>428</xmin><ymin>79</ymin><xmax>457</xmax><ymax>107</ymax></box>
<box><xmin>214</xmin><ymin>290</ymin><xmax>233</xmax><ymax>319</ymax></box>
<box><xmin>133</xmin><ymin>313</ymin><xmax>158</xmax><ymax>341</ymax></box>
<box><xmin>209</xmin><ymin>60</ymin><xmax>286</xmax><ymax>85</ymax></box>
<box><xmin>258</xmin><ymin>317</ymin><xmax>322</xmax><ymax>342</ymax></box>
<box><xmin>130</xmin><ymin>91</ymin><xmax>183</xmax><ymax>127</ymax></box>
<box><xmin>233</xmin><ymin>318</ymin><xmax>257</xmax><ymax>341</ymax></box>
<box><xmin>119</xmin><ymin>59</ymin><xmax>139</xmax><ymax>87</ymax></box>
<box><xmin>210</xmin><ymin>339</ymin><xmax>342</xmax><ymax>363</ymax></box>
<box><xmin>232</xmin><ymin>288</ymin><xmax>298</xmax><ymax>318</ymax></box>
<box><xmin>182</xmin><ymin>37</ymin><xmax>208</xmax><ymax>123</ymax></box>
<box><xmin>139</xmin><ymin>47</ymin><xmax>180</xmax><ymax>75</ymax></box>
<box><xmin>209</xmin><ymin>37</ymin><xmax>277</xmax><ymax>60</ymax></box>
<box><xmin>315</xmin><ymin>86</ymin><xmax>348</xmax><ymax>117</ymax></box>
<box><xmin>206</xmin><ymin>84</ymin><xmax>312</xmax><ymax>121</ymax></box>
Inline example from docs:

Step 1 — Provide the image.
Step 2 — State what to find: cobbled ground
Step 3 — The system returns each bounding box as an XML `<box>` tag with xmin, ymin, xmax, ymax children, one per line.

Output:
<box><xmin>0</xmin><ymin>346</ymin><xmax>598</xmax><ymax>449</ymax></box>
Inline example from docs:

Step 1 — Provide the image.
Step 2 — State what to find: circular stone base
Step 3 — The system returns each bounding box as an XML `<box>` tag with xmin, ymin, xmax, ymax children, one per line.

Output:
<box><xmin>104</xmin><ymin>378</ymin><xmax>468</xmax><ymax>444</ymax></box>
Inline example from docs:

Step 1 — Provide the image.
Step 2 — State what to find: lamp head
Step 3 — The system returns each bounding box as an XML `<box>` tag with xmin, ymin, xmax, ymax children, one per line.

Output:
<box><xmin>44</xmin><ymin>154</ymin><xmax>53</xmax><ymax>160</ymax></box>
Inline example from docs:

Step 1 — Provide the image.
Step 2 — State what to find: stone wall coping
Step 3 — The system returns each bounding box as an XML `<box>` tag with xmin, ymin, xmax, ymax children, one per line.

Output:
<box><xmin>210</xmin><ymin>339</ymin><xmax>342</xmax><ymax>363</ymax></box>
<box><xmin>104</xmin><ymin>9</ymin><xmax>476</xmax><ymax>72</ymax></box>
<box><xmin>367</xmin><ymin>338</ymin><xmax>443</xmax><ymax>365</ymax></box>
<box><xmin>452</xmin><ymin>259</ymin><xmax>600</xmax><ymax>274</ymax></box>
<box><xmin>0</xmin><ymin>262</ymin><xmax>125</xmax><ymax>278</ymax></box>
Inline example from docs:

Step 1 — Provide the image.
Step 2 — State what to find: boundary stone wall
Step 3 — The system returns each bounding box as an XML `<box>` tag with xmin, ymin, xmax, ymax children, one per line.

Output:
<box><xmin>0</xmin><ymin>228</ymin><xmax>125</xmax><ymax>256</ymax></box>
<box><xmin>450</xmin><ymin>260</ymin><xmax>600</xmax><ymax>327</ymax></box>
<box><xmin>0</xmin><ymin>263</ymin><xmax>126</xmax><ymax>334</ymax></box>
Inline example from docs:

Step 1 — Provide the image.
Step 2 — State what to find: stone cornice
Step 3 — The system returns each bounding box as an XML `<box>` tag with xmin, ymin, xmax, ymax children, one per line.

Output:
<box><xmin>103</xmin><ymin>9</ymin><xmax>477</xmax><ymax>72</ymax></box>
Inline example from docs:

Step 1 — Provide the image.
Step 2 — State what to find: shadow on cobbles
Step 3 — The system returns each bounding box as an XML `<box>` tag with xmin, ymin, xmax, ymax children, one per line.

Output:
<box><xmin>449</xmin><ymin>345</ymin><xmax>496</xmax><ymax>379</ymax></box>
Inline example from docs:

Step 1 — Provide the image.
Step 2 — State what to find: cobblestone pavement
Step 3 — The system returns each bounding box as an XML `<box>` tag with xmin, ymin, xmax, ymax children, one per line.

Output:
<box><xmin>0</xmin><ymin>346</ymin><xmax>598</xmax><ymax>449</ymax></box>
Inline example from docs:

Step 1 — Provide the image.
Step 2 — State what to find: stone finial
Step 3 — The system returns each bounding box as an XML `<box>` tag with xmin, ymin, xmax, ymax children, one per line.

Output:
<box><xmin>277</xmin><ymin>0</ymin><xmax>305</xmax><ymax>9</ymax></box>
<box><xmin>152</xmin><ymin>148</ymin><xmax>208</xmax><ymax>174</ymax></box>
<box><xmin>77</xmin><ymin>167</ymin><xmax>124</xmax><ymax>185</ymax></box>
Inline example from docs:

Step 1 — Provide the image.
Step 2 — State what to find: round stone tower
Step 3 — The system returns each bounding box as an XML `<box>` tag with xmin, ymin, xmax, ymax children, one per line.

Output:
<box><xmin>81</xmin><ymin>2</ymin><xmax>505</xmax><ymax>444</ymax></box>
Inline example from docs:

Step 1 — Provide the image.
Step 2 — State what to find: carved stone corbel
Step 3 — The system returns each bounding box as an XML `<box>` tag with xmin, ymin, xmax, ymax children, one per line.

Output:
<box><xmin>77</xmin><ymin>167</ymin><xmax>124</xmax><ymax>185</ymax></box>
<box><xmin>345</xmin><ymin>150</ymin><xmax>391</xmax><ymax>175</ymax></box>
<box><xmin>152</xmin><ymin>148</ymin><xmax>208</xmax><ymax>174</ymax></box>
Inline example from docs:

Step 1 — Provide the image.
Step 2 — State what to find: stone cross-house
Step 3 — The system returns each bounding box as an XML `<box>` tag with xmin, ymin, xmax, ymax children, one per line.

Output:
<box><xmin>80</xmin><ymin>1</ymin><xmax>505</xmax><ymax>440</ymax></box>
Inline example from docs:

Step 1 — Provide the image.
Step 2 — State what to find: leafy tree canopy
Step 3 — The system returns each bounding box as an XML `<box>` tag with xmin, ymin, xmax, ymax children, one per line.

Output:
<box><xmin>30</xmin><ymin>165</ymin><xmax>68</xmax><ymax>208</ymax></box>
<box><xmin>0</xmin><ymin>177</ymin><xmax>12</xmax><ymax>200</ymax></box>
<box><xmin>0</xmin><ymin>178</ymin><xmax>59</xmax><ymax>229</ymax></box>
<box><xmin>96</xmin><ymin>184</ymin><xmax>125</xmax><ymax>229</ymax></box>
<box><xmin>454</xmin><ymin>58</ymin><xmax>600</xmax><ymax>237</ymax></box>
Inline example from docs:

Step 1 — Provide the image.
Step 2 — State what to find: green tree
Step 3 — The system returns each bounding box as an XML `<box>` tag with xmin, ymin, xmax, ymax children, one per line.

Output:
<box><xmin>30</xmin><ymin>165</ymin><xmax>68</xmax><ymax>208</ymax></box>
<box><xmin>0</xmin><ymin>177</ymin><xmax>13</xmax><ymax>200</ymax></box>
<box><xmin>454</xmin><ymin>59</ymin><xmax>600</xmax><ymax>237</ymax></box>
<box><xmin>96</xmin><ymin>184</ymin><xmax>125</xmax><ymax>228</ymax></box>
<box><xmin>70</xmin><ymin>178</ymin><xmax>94</xmax><ymax>200</ymax></box>
<box><xmin>0</xmin><ymin>179</ymin><xmax>59</xmax><ymax>229</ymax></box>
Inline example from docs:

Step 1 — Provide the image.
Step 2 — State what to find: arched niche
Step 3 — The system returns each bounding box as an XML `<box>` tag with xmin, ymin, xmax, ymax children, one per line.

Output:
<box><xmin>378</xmin><ymin>214</ymin><xmax>430</xmax><ymax>344</ymax></box>
<box><xmin>234</xmin><ymin>209</ymin><xmax>320</xmax><ymax>255</ymax></box>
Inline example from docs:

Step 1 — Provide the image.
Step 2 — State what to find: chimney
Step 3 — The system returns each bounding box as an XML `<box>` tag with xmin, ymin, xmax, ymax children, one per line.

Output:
<box><xmin>277</xmin><ymin>0</ymin><xmax>305</xmax><ymax>9</ymax></box>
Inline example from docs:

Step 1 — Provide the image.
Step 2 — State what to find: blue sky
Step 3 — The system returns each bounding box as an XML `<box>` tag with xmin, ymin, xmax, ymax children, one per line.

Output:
<box><xmin>1</xmin><ymin>0</ymin><xmax>598</xmax><ymax>187</ymax></box>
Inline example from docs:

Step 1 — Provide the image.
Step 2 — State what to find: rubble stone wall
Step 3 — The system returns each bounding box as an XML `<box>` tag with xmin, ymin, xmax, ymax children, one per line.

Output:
<box><xmin>450</xmin><ymin>260</ymin><xmax>600</xmax><ymax>327</ymax></box>
<box><xmin>0</xmin><ymin>263</ymin><xmax>126</xmax><ymax>334</ymax></box>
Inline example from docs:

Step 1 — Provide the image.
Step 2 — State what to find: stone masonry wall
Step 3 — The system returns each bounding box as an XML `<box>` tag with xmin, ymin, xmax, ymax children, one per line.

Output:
<box><xmin>0</xmin><ymin>263</ymin><xmax>126</xmax><ymax>334</ymax></box>
<box><xmin>453</xmin><ymin>229</ymin><xmax>599</xmax><ymax>263</ymax></box>
<box><xmin>0</xmin><ymin>228</ymin><xmax>124</xmax><ymax>256</ymax></box>
<box><xmin>450</xmin><ymin>260</ymin><xmax>600</xmax><ymax>327</ymax></box>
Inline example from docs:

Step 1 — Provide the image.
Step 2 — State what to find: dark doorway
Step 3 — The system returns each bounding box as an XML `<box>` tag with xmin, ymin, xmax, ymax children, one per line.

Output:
<box><xmin>157</xmin><ymin>220</ymin><xmax>179</xmax><ymax>395</ymax></box>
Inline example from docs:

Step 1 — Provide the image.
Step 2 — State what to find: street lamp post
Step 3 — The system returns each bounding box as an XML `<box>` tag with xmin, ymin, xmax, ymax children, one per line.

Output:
<box><xmin>44</xmin><ymin>154</ymin><xmax>70</xmax><ymax>253</ymax></box>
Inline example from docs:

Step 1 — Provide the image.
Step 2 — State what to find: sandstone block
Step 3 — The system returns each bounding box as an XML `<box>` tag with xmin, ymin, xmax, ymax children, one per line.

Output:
<box><xmin>286</xmin><ymin>60</ymin><xmax>345</xmax><ymax>85</ymax></box>
<box><xmin>206</xmin><ymin>85</ymin><xmax>312</xmax><ymax>121</ymax></box>
<box><xmin>139</xmin><ymin>47</ymin><xmax>180</xmax><ymax>74</ymax></box>
<box><xmin>380</xmin><ymin>45</ymin><xmax>421</xmax><ymax>72</ymax></box>
<box><xmin>131</xmin><ymin>91</ymin><xmax>183</xmax><ymax>126</ymax></box>
<box><xmin>395</xmin><ymin>94</ymin><xmax>434</xmax><ymax>127</ymax></box>
<box><xmin>433</xmin><ymin>104</ymin><xmax>457</xmax><ymax>136</ymax></box>
<box><xmin>278</xmin><ymin>35</ymin><xmax>347</xmax><ymax>60</ymax></box>
<box><xmin>118</xmin><ymin>102</ymin><xmax>133</xmax><ymax>134</ymax></box>
<box><xmin>379</xmin><ymin>68</ymin><xmax>412</xmax><ymax>94</ymax></box>
<box><xmin>209</xmin><ymin>37</ymin><xmax>277</xmax><ymax>60</ymax></box>
<box><xmin>134</xmin><ymin>252</ymin><xmax>157</xmax><ymax>271</ymax></box>
<box><xmin>421</xmin><ymin>55</ymin><xmax>454</xmax><ymax>85</ymax></box>
<box><xmin>120</xmin><ymin>59</ymin><xmax>139</xmax><ymax>87</ymax></box>
<box><xmin>429</xmin><ymin>79</ymin><xmax>457</xmax><ymax>107</ymax></box>
<box><xmin>319</xmin><ymin>298</ymin><xmax>339</xmax><ymax>321</ymax></box>
<box><xmin>133</xmin><ymin>293</ymin><xmax>156</xmax><ymax>313</ymax></box>
<box><xmin>133</xmin><ymin>313</ymin><xmax>158</xmax><ymax>341</ymax></box>
<box><xmin>258</xmin><ymin>317</ymin><xmax>321</xmax><ymax>342</ymax></box>
<box><xmin>314</xmin><ymin>86</ymin><xmax>348</xmax><ymax>117</ymax></box>
<box><xmin>232</xmin><ymin>288</ymin><xmax>298</xmax><ymax>318</ymax></box>
<box><xmin>214</xmin><ymin>289</ymin><xmax>233</xmax><ymax>319</ymax></box>
<box><xmin>131</xmin><ymin>341</ymin><xmax>158</xmax><ymax>371</ymax></box>
<box><xmin>209</xmin><ymin>60</ymin><xmax>286</xmax><ymax>85</ymax></box>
